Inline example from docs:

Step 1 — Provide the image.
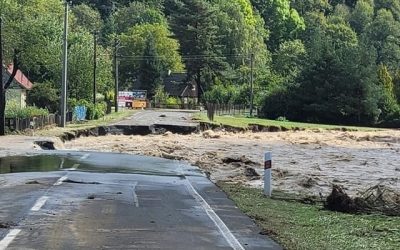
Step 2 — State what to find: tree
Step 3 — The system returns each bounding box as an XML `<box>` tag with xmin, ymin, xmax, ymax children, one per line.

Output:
<box><xmin>72</xmin><ymin>4</ymin><xmax>103</xmax><ymax>32</ymax></box>
<box><xmin>169</xmin><ymin>0</ymin><xmax>229</xmax><ymax>97</ymax></box>
<box><xmin>68</xmin><ymin>31</ymin><xmax>113</xmax><ymax>102</ymax></box>
<box><xmin>0</xmin><ymin>0</ymin><xmax>64</xmax><ymax>84</ymax></box>
<box><xmin>393</xmin><ymin>69</ymin><xmax>400</xmax><ymax>103</ymax></box>
<box><xmin>375</xmin><ymin>0</ymin><xmax>400</xmax><ymax>21</ymax></box>
<box><xmin>138</xmin><ymin>36</ymin><xmax>163</xmax><ymax>97</ymax></box>
<box><xmin>118</xmin><ymin>23</ymin><xmax>183</xmax><ymax>89</ymax></box>
<box><xmin>364</xmin><ymin>9</ymin><xmax>400</xmax><ymax>71</ymax></box>
<box><xmin>0</xmin><ymin>0</ymin><xmax>64</xmax><ymax>135</ymax></box>
<box><xmin>273</xmin><ymin>39</ymin><xmax>307</xmax><ymax>82</ymax></box>
<box><xmin>27</xmin><ymin>82</ymin><xmax>59</xmax><ymax>113</ymax></box>
<box><xmin>114</xmin><ymin>2</ymin><xmax>166</xmax><ymax>34</ymax></box>
<box><xmin>212</xmin><ymin>0</ymin><xmax>270</xmax><ymax>74</ymax></box>
<box><xmin>291</xmin><ymin>0</ymin><xmax>332</xmax><ymax>15</ymax></box>
<box><xmin>251</xmin><ymin>0</ymin><xmax>306</xmax><ymax>51</ymax></box>
<box><xmin>377</xmin><ymin>64</ymin><xmax>399</xmax><ymax>120</ymax></box>
<box><xmin>349</xmin><ymin>0</ymin><xmax>374</xmax><ymax>34</ymax></box>
<box><xmin>291</xmin><ymin>36</ymin><xmax>380</xmax><ymax>124</ymax></box>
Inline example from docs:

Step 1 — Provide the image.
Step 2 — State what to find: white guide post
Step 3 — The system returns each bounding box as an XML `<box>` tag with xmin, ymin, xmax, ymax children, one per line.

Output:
<box><xmin>264</xmin><ymin>152</ymin><xmax>272</xmax><ymax>197</ymax></box>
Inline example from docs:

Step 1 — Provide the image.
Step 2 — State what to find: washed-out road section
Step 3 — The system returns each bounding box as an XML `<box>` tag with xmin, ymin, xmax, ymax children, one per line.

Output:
<box><xmin>112</xmin><ymin>109</ymin><xmax>200</xmax><ymax>134</ymax></box>
<box><xmin>0</xmin><ymin>151</ymin><xmax>280</xmax><ymax>250</ymax></box>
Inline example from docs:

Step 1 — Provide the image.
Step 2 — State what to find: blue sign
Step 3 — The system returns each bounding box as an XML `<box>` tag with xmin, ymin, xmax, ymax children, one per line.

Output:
<box><xmin>74</xmin><ymin>106</ymin><xmax>87</xmax><ymax>121</ymax></box>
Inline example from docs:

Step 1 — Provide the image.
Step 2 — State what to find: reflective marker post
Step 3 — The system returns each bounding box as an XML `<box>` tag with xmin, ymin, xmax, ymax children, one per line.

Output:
<box><xmin>264</xmin><ymin>152</ymin><xmax>272</xmax><ymax>197</ymax></box>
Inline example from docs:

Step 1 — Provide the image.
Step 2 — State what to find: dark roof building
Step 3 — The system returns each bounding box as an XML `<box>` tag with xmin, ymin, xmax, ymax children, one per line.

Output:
<box><xmin>163</xmin><ymin>73</ymin><xmax>187</xmax><ymax>97</ymax></box>
<box><xmin>163</xmin><ymin>73</ymin><xmax>203</xmax><ymax>99</ymax></box>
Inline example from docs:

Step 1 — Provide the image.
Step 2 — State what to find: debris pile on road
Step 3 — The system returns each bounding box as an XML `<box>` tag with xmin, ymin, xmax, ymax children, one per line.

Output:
<box><xmin>325</xmin><ymin>184</ymin><xmax>400</xmax><ymax>216</ymax></box>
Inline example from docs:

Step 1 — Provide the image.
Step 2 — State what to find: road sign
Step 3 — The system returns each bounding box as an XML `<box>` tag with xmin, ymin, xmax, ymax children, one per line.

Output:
<box><xmin>118</xmin><ymin>90</ymin><xmax>147</xmax><ymax>107</ymax></box>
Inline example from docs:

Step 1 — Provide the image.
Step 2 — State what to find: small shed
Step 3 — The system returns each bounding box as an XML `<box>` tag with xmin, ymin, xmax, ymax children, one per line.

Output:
<box><xmin>2</xmin><ymin>64</ymin><xmax>33</xmax><ymax>108</ymax></box>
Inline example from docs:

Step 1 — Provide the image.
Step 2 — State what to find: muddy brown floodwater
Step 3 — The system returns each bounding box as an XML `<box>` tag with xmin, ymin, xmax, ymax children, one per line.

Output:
<box><xmin>64</xmin><ymin>129</ymin><xmax>400</xmax><ymax>197</ymax></box>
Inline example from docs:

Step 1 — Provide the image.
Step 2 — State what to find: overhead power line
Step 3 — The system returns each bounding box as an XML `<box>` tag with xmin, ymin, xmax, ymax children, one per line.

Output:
<box><xmin>116</xmin><ymin>53</ymin><xmax>247</xmax><ymax>59</ymax></box>
<box><xmin>113</xmin><ymin>54</ymin><xmax>250</xmax><ymax>61</ymax></box>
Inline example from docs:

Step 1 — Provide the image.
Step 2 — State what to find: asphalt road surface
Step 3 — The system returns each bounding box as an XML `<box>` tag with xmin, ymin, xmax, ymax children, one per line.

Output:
<box><xmin>0</xmin><ymin>151</ymin><xmax>281</xmax><ymax>250</ymax></box>
<box><xmin>114</xmin><ymin>110</ymin><xmax>200</xmax><ymax>128</ymax></box>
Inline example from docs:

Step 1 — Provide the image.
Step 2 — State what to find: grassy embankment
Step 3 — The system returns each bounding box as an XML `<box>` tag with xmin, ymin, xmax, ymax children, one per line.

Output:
<box><xmin>194</xmin><ymin>113</ymin><xmax>380</xmax><ymax>131</ymax></box>
<box><xmin>220</xmin><ymin>183</ymin><xmax>400</xmax><ymax>250</ymax></box>
<box><xmin>36</xmin><ymin>109</ymin><xmax>136</xmax><ymax>137</ymax></box>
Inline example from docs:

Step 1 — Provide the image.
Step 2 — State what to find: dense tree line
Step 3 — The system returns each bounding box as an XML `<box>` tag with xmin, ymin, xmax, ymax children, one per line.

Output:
<box><xmin>2</xmin><ymin>0</ymin><xmax>400</xmax><ymax>126</ymax></box>
<box><xmin>0</xmin><ymin>0</ymin><xmax>113</xmax><ymax>115</ymax></box>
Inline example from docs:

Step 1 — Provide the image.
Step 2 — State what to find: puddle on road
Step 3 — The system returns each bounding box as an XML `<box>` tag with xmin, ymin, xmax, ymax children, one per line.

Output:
<box><xmin>0</xmin><ymin>153</ymin><xmax>202</xmax><ymax>177</ymax></box>
<box><xmin>0</xmin><ymin>155</ymin><xmax>77</xmax><ymax>174</ymax></box>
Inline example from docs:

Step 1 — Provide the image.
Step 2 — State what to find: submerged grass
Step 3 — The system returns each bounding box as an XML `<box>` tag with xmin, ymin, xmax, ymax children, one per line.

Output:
<box><xmin>219</xmin><ymin>182</ymin><xmax>400</xmax><ymax>250</ymax></box>
<box><xmin>195</xmin><ymin>113</ymin><xmax>380</xmax><ymax>131</ymax></box>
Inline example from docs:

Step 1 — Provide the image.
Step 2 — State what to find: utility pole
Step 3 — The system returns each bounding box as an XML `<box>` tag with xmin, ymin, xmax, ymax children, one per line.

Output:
<box><xmin>114</xmin><ymin>38</ymin><xmax>119</xmax><ymax>112</ymax></box>
<box><xmin>0</xmin><ymin>17</ymin><xmax>4</xmax><ymax>135</ymax></box>
<box><xmin>60</xmin><ymin>1</ymin><xmax>69</xmax><ymax>127</ymax></box>
<box><xmin>249</xmin><ymin>53</ymin><xmax>254</xmax><ymax>117</ymax></box>
<box><xmin>93</xmin><ymin>32</ymin><xmax>97</xmax><ymax>105</ymax></box>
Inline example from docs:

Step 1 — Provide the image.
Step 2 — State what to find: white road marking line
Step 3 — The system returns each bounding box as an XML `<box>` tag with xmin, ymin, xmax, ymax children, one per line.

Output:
<box><xmin>0</xmin><ymin>229</ymin><xmax>21</xmax><ymax>250</ymax></box>
<box><xmin>132</xmin><ymin>183</ymin><xmax>139</xmax><ymax>207</ymax></box>
<box><xmin>80</xmin><ymin>153</ymin><xmax>90</xmax><ymax>160</ymax></box>
<box><xmin>70</xmin><ymin>163</ymin><xmax>80</xmax><ymax>170</ymax></box>
<box><xmin>54</xmin><ymin>175</ymin><xmax>68</xmax><ymax>186</ymax></box>
<box><xmin>31</xmin><ymin>196</ymin><xmax>49</xmax><ymax>211</ymax></box>
<box><xmin>184</xmin><ymin>180</ymin><xmax>245</xmax><ymax>250</ymax></box>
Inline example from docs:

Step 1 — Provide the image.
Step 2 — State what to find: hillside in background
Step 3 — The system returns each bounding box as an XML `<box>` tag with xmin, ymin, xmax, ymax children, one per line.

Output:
<box><xmin>1</xmin><ymin>0</ymin><xmax>400</xmax><ymax>126</ymax></box>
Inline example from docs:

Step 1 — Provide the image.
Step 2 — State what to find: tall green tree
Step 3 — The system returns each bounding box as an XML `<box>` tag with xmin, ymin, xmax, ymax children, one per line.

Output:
<box><xmin>349</xmin><ymin>0</ymin><xmax>374</xmax><ymax>34</ymax></box>
<box><xmin>114</xmin><ymin>2</ymin><xmax>166</xmax><ymax>34</ymax></box>
<box><xmin>118</xmin><ymin>23</ymin><xmax>184</xmax><ymax>89</ymax></box>
<box><xmin>375</xmin><ymin>0</ymin><xmax>400</xmax><ymax>21</ymax></box>
<box><xmin>251</xmin><ymin>0</ymin><xmax>305</xmax><ymax>51</ymax></box>
<box><xmin>72</xmin><ymin>4</ymin><xmax>103</xmax><ymax>32</ymax></box>
<box><xmin>273</xmin><ymin>39</ymin><xmax>307</xmax><ymax>83</ymax></box>
<box><xmin>169</xmin><ymin>0</ymin><xmax>229</xmax><ymax>96</ymax></box>
<box><xmin>288</xmin><ymin>31</ymin><xmax>380</xmax><ymax>124</ymax></box>
<box><xmin>138</xmin><ymin>36</ymin><xmax>163</xmax><ymax>97</ymax></box>
<box><xmin>364</xmin><ymin>9</ymin><xmax>400</xmax><ymax>71</ymax></box>
<box><xmin>393</xmin><ymin>70</ymin><xmax>400</xmax><ymax>103</ymax></box>
<box><xmin>377</xmin><ymin>64</ymin><xmax>399</xmax><ymax>120</ymax></box>
<box><xmin>208</xmin><ymin>0</ymin><xmax>270</xmax><ymax>94</ymax></box>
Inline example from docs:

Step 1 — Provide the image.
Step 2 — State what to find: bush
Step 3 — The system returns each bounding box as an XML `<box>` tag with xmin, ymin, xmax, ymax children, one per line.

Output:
<box><xmin>27</xmin><ymin>82</ymin><xmax>59</xmax><ymax>113</ymax></box>
<box><xmin>166</xmin><ymin>96</ymin><xmax>181</xmax><ymax>105</ymax></box>
<box><xmin>68</xmin><ymin>99</ymin><xmax>106</xmax><ymax>120</ymax></box>
<box><xmin>203</xmin><ymin>84</ymin><xmax>248</xmax><ymax>105</ymax></box>
<box><xmin>5</xmin><ymin>100</ymin><xmax>49</xmax><ymax>119</ymax></box>
<box><xmin>68</xmin><ymin>98</ymin><xmax>90</xmax><ymax>111</ymax></box>
<box><xmin>86</xmin><ymin>102</ymin><xmax>106</xmax><ymax>120</ymax></box>
<box><xmin>154</xmin><ymin>85</ymin><xmax>169</xmax><ymax>104</ymax></box>
<box><xmin>260</xmin><ymin>87</ymin><xmax>292</xmax><ymax>119</ymax></box>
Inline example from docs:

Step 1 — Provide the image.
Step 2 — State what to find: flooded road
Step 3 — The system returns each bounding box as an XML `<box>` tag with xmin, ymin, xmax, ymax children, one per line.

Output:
<box><xmin>65</xmin><ymin>130</ymin><xmax>400</xmax><ymax>197</ymax></box>
<box><xmin>0</xmin><ymin>155</ymin><xmax>76</xmax><ymax>174</ymax></box>
<box><xmin>0</xmin><ymin>151</ymin><xmax>280</xmax><ymax>250</ymax></box>
<box><xmin>0</xmin><ymin>152</ymin><xmax>200</xmax><ymax>176</ymax></box>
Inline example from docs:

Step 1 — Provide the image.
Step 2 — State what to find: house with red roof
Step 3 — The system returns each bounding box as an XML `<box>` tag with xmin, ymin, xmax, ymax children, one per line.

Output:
<box><xmin>2</xmin><ymin>64</ymin><xmax>33</xmax><ymax>108</ymax></box>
